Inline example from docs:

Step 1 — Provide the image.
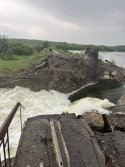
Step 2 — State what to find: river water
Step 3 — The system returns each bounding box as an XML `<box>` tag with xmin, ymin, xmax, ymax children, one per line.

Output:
<box><xmin>0</xmin><ymin>51</ymin><xmax>125</xmax><ymax>159</ymax></box>
<box><xmin>99</xmin><ymin>52</ymin><xmax>125</xmax><ymax>68</ymax></box>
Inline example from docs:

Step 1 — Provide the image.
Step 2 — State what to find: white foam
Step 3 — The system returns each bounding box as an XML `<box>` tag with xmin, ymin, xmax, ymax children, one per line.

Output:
<box><xmin>68</xmin><ymin>97</ymin><xmax>115</xmax><ymax>116</ymax></box>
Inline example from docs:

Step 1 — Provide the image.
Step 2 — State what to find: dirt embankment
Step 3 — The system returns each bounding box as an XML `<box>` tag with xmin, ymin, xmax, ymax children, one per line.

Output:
<box><xmin>0</xmin><ymin>48</ymin><xmax>125</xmax><ymax>93</ymax></box>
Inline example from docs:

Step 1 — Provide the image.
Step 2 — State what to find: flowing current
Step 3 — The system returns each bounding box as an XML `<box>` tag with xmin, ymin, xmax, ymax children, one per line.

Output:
<box><xmin>0</xmin><ymin>86</ymin><xmax>115</xmax><ymax>158</ymax></box>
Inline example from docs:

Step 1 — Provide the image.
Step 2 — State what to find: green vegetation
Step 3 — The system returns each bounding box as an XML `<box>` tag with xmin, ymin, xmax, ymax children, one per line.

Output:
<box><xmin>8</xmin><ymin>38</ymin><xmax>125</xmax><ymax>52</ymax></box>
<box><xmin>12</xmin><ymin>43</ymin><xmax>34</xmax><ymax>55</ymax></box>
<box><xmin>0</xmin><ymin>51</ymin><xmax>48</xmax><ymax>75</ymax></box>
<box><xmin>0</xmin><ymin>36</ymin><xmax>125</xmax><ymax>75</ymax></box>
<box><xmin>0</xmin><ymin>36</ymin><xmax>49</xmax><ymax>75</ymax></box>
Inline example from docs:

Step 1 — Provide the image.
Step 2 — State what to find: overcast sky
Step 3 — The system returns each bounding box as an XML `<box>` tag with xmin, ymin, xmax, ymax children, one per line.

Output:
<box><xmin>0</xmin><ymin>0</ymin><xmax>125</xmax><ymax>45</ymax></box>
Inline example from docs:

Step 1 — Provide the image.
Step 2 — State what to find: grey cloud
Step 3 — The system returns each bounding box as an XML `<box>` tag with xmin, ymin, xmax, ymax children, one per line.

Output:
<box><xmin>0</xmin><ymin>0</ymin><xmax>125</xmax><ymax>45</ymax></box>
<box><xmin>24</xmin><ymin>0</ymin><xmax>125</xmax><ymax>23</ymax></box>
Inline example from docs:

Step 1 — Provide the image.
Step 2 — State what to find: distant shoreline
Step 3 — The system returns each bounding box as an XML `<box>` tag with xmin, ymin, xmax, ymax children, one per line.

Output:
<box><xmin>9</xmin><ymin>38</ymin><xmax>125</xmax><ymax>52</ymax></box>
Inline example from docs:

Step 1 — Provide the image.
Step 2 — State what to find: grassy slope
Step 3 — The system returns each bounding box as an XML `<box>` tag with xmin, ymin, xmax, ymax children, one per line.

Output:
<box><xmin>0</xmin><ymin>52</ymin><xmax>47</xmax><ymax>76</ymax></box>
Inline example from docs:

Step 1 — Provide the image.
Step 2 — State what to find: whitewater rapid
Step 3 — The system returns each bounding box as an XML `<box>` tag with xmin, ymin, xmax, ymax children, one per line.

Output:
<box><xmin>0</xmin><ymin>86</ymin><xmax>115</xmax><ymax>158</ymax></box>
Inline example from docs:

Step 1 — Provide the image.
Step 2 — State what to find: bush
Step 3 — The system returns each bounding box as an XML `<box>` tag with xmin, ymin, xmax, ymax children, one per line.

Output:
<box><xmin>34</xmin><ymin>45</ymin><xmax>44</xmax><ymax>52</ymax></box>
<box><xmin>34</xmin><ymin>41</ymin><xmax>49</xmax><ymax>53</ymax></box>
<box><xmin>0</xmin><ymin>49</ymin><xmax>17</xmax><ymax>60</ymax></box>
<box><xmin>0</xmin><ymin>35</ymin><xmax>9</xmax><ymax>55</ymax></box>
<box><xmin>12</xmin><ymin>43</ymin><xmax>34</xmax><ymax>56</ymax></box>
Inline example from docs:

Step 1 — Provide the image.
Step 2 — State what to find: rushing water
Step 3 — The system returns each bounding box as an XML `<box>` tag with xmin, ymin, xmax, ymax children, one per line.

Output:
<box><xmin>0</xmin><ymin>86</ymin><xmax>115</xmax><ymax>158</ymax></box>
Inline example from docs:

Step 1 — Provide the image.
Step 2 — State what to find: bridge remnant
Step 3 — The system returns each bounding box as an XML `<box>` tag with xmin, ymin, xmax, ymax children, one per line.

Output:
<box><xmin>14</xmin><ymin>114</ymin><xmax>107</xmax><ymax>167</ymax></box>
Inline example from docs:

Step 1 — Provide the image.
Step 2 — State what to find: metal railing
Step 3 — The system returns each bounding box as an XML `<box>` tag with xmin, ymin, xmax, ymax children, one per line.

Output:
<box><xmin>106</xmin><ymin>154</ymin><xmax>112</xmax><ymax>167</ymax></box>
<box><xmin>0</xmin><ymin>102</ymin><xmax>22</xmax><ymax>167</ymax></box>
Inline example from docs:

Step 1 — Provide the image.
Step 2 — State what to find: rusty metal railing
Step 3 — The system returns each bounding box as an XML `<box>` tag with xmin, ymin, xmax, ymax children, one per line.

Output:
<box><xmin>0</xmin><ymin>102</ymin><xmax>22</xmax><ymax>167</ymax></box>
<box><xmin>106</xmin><ymin>154</ymin><xmax>112</xmax><ymax>167</ymax></box>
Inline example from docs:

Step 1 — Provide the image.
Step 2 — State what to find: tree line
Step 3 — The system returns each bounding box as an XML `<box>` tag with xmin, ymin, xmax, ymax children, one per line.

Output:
<box><xmin>9</xmin><ymin>38</ymin><xmax>125</xmax><ymax>52</ymax></box>
<box><xmin>0</xmin><ymin>35</ymin><xmax>50</xmax><ymax>60</ymax></box>
<box><xmin>0</xmin><ymin>35</ymin><xmax>125</xmax><ymax>61</ymax></box>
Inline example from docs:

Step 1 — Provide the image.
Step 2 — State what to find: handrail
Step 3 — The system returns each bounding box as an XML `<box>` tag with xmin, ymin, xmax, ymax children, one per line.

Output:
<box><xmin>0</xmin><ymin>102</ymin><xmax>21</xmax><ymax>140</ymax></box>
<box><xmin>0</xmin><ymin>102</ymin><xmax>22</xmax><ymax>167</ymax></box>
<box><xmin>105</xmin><ymin>154</ymin><xmax>112</xmax><ymax>167</ymax></box>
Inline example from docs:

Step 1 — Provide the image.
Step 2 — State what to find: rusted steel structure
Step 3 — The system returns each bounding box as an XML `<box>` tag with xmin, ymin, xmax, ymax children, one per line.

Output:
<box><xmin>106</xmin><ymin>155</ymin><xmax>112</xmax><ymax>167</ymax></box>
<box><xmin>0</xmin><ymin>102</ymin><xmax>22</xmax><ymax>167</ymax></box>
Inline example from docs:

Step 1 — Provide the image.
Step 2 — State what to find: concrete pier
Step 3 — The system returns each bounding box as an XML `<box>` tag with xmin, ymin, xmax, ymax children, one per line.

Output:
<box><xmin>14</xmin><ymin>114</ymin><xmax>106</xmax><ymax>167</ymax></box>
